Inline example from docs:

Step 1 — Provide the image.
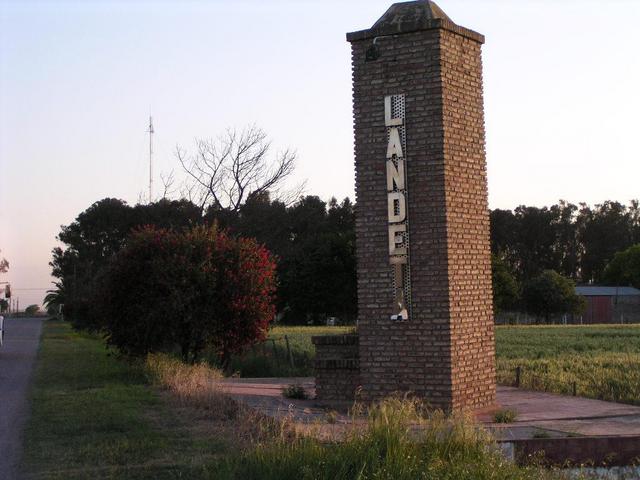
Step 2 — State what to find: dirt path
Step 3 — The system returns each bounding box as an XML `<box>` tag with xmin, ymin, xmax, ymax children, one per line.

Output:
<box><xmin>0</xmin><ymin>317</ymin><xmax>43</xmax><ymax>479</ymax></box>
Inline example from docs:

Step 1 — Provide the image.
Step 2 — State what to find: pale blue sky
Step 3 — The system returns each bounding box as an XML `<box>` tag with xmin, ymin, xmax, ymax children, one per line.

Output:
<box><xmin>1</xmin><ymin>0</ymin><xmax>639</xmax><ymax>307</ymax></box>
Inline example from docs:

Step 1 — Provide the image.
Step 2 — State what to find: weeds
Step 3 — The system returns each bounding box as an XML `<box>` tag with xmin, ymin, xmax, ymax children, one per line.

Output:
<box><xmin>220</xmin><ymin>397</ymin><xmax>557</xmax><ymax>480</ymax></box>
<box><xmin>282</xmin><ymin>383</ymin><xmax>308</xmax><ymax>399</ymax></box>
<box><xmin>146</xmin><ymin>353</ymin><xmax>238</xmax><ymax>419</ymax></box>
<box><xmin>325</xmin><ymin>410</ymin><xmax>338</xmax><ymax>424</ymax></box>
<box><xmin>493</xmin><ymin>409</ymin><xmax>518</xmax><ymax>423</ymax></box>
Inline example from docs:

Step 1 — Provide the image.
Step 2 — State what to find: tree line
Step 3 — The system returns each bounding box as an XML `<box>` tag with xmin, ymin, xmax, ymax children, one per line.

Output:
<box><xmin>491</xmin><ymin>200</ymin><xmax>640</xmax><ymax>283</ymax></box>
<box><xmin>491</xmin><ymin>200</ymin><xmax>640</xmax><ymax>316</ymax></box>
<box><xmin>47</xmin><ymin>194</ymin><xmax>356</xmax><ymax>330</ymax></box>
<box><xmin>49</xmin><ymin>194</ymin><xmax>640</xmax><ymax>332</ymax></box>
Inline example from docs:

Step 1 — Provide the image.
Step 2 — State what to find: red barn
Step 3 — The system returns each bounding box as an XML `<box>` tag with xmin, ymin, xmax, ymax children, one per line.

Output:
<box><xmin>575</xmin><ymin>286</ymin><xmax>640</xmax><ymax>324</ymax></box>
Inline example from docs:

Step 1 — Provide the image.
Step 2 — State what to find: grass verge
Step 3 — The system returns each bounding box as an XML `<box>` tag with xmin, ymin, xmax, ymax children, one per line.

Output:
<box><xmin>21</xmin><ymin>320</ymin><xmax>231</xmax><ymax>479</ymax></box>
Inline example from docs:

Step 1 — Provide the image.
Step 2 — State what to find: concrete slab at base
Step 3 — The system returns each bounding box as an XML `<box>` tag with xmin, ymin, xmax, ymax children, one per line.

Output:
<box><xmin>218</xmin><ymin>378</ymin><xmax>640</xmax><ymax>466</ymax></box>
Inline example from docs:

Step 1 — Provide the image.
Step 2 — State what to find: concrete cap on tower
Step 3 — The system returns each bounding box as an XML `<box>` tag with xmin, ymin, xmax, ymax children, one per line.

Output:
<box><xmin>346</xmin><ymin>0</ymin><xmax>484</xmax><ymax>44</ymax></box>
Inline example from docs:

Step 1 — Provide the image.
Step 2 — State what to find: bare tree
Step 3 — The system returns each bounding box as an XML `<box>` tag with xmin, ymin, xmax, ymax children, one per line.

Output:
<box><xmin>176</xmin><ymin>125</ymin><xmax>303</xmax><ymax>213</ymax></box>
<box><xmin>159</xmin><ymin>170</ymin><xmax>176</xmax><ymax>200</ymax></box>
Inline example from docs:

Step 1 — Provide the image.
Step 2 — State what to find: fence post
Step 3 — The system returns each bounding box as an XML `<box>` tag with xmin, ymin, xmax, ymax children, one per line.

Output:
<box><xmin>271</xmin><ymin>338</ymin><xmax>280</xmax><ymax>365</ymax></box>
<box><xmin>572</xmin><ymin>381</ymin><xmax>577</xmax><ymax>396</ymax></box>
<box><xmin>515</xmin><ymin>366</ymin><xmax>521</xmax><ymax>388</ymax></box>
<box><xmin>284</xmin><ymin>335</ymin><xmax>294</xmax><ymax>368</ymax></box>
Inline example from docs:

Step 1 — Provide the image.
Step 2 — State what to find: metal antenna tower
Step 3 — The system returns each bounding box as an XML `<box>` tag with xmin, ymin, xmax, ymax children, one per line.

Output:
<box><xmin>148</xmin><ymin>116</ymin><xmax>154</xmax><ymax>203</ymax></box>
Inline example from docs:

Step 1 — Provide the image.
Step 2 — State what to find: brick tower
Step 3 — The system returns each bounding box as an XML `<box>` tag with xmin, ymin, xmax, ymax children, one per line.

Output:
<box><xmin>346</xmin><ymin>0</ymin><xmax>495</xmax><ymax>411</ymax></box>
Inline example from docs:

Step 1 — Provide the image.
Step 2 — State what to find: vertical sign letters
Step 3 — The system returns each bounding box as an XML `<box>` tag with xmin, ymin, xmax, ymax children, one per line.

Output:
<box><xmin>385</xmin><ymin>94</ymin><xmax>410</xmax><ymax>321</ymax></box>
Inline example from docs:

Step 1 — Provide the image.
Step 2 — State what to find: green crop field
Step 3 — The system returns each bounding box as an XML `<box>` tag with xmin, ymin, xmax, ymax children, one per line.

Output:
<box><xmin>228</xmin><ymin>324</ymin><xmax>640</xmax><ymax>406</ymax></box>
<box><xmin>495</xmin><ymin>325</ymin><xmax>640</xmax><ymax>405</ymax></box>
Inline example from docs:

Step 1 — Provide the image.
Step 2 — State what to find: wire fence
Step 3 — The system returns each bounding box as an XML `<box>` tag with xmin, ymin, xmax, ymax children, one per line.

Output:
<box><xmin>227</xmin><ymin>334</ymin><xmax>316</xmax><ymax>377</ymax></box>
<box><xmin>249</xmin><ymin>335</ymin><xmax>298</xmax><ymax>369</ymax></box>
<box><xmin>504</xmin><ymin>365</ymin><xmax>590</xmax><ymax>399</ymax></box>
<box><xmin>498</xmin><ymin>365</ymin><xmax>640</xmax><ymax>405</ymax></box>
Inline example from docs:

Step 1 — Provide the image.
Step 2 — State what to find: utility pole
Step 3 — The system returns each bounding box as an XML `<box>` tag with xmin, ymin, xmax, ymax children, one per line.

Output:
<box><xmin>148</xmin><ymin>116</ymin><xmax>154</xmax><ymax>203</ymax></box>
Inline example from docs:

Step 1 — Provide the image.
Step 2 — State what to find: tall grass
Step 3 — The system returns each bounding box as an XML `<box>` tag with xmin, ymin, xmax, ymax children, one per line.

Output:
<box><xmin>219</xmin><ymin>397</ymin><xmax>558</xmax><ymax>480</ymax></box>
<box><xmin>146</xmin><ymin>353</ymin><xmax>238</xmax><ymax>418</ymax></box>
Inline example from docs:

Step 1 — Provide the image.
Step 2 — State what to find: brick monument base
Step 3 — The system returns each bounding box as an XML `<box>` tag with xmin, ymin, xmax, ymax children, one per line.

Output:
<box><xmin>314</xmin><ymin>0</ymin><xmax>497</xmax><ymax>413</ymax></box>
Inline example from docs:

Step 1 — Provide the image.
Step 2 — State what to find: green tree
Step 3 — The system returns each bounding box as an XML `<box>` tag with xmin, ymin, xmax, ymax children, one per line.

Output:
<box><xmin>577</xmin><ymin>201</ymin><xmax>633</xmax><ymax>283</ymax></box>
<box><xmin>603</xmin><ymin>244</ymin><xmax>640</xmax><ymax>289</ymax></box>
<box><xmin>278</xmin><ymin>196</ymin><xmax>356</xmax><ymax>324</ymax></box>
<box><xmin>522</xmin><ymin>270</ymin><xmax>585</xmax><ymax>323</ymax></box>
<box><xmin>25</xmin><ymin>304</ymin><xmax>40</xmax><ymax>315</ymax></box>
<box><xmin>550</xmin><ymin>200</ymin><xmax>579</xmax><ymax>279</ymax></box>
<box><xmin>513</xmin><ymin>206</ymin><xmax>559</xmax><ymax>279</ymax></box>
<box><xmin>491</xmin><ymin>254</ymin><xmax>519</xmax><ymax>313</ymax></box>
<box><xmin>50</xmin><ymin>198</ymin><xmax>204</xmax><ymax>330</ymax></box>
<box><xmin>43</xmin><ymin>280</ymin><xmax>67</xmax><ymax>317</ymax></box>
<box><xmin>213</xmin><ymin>193</ymin><xmax>358</xmax><ymax>325</ymax></box>
<box><xmin>232</xmin><ymin>191</ymin><xmax>290</xmax><ymax>257</ymax></box>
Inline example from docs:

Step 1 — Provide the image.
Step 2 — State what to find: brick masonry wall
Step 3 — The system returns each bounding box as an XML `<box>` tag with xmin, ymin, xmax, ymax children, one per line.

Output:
<box><xmin>348</xmin><ymin>24</ymin><xmax>495</xmax><ymax>410</ymax></box>
<box><xmin>440</xmin><ymin>29</ymin><xmax>496</xmax><ymax>410</ymax></box>
<box><xmin>511</xmin><ymin>435</ymin><xmax>640</xmax><ymax>467</ymax></box>
<box><xmin>312</xmin><ymin>334</ymin><xmax>360</xmax><ymax>402</ymax></box>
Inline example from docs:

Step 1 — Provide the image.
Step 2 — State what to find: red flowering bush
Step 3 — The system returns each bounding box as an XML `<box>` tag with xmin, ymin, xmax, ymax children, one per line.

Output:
<box><xmin>98</xmin><ymin>225</ymin><xmax>276</xmax><ymax>364</ymax></box>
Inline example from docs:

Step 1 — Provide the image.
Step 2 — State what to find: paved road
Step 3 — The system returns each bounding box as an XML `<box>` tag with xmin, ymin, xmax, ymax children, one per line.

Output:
<box><xmin>0</xmin><ymin>317</ymin><xmax>43</xmax><ymax>480</ymax></box>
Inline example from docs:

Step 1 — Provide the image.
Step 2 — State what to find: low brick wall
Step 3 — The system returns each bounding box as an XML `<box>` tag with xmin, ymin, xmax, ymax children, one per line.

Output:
<box><xmin>510</xmin><ymin>435</ymin><xmax>640</xmax><ymax>467</ymax></box>
<box><xmin>312</xmin><ymin>334</ymin><xmax>360</xmax><ymax>403</ymax></box>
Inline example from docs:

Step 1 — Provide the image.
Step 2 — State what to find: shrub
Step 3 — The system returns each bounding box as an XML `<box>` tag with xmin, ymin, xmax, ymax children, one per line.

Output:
<box><xmin>99</xmin><ymin>225</ymin><xmax>276</xmax><ymax>364</ymax></box>
<box><xmin>493</xmin><ymin>409</ymin><xmax>517</xmax><ymax>424</ymax></box>
<box><xmin>522</xmin><ymin>270</ymin><xmax>585</xmax><ymax>323</ymax></box>
<box><xmin>282</xmin><ymin>384</ymin><xmax>308</xmax><ymax>400</ymax></box>
<box><xmin>25</xmin><ymin>304</ymin><xmax>40</xmax><ymax>315</ymax></box>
